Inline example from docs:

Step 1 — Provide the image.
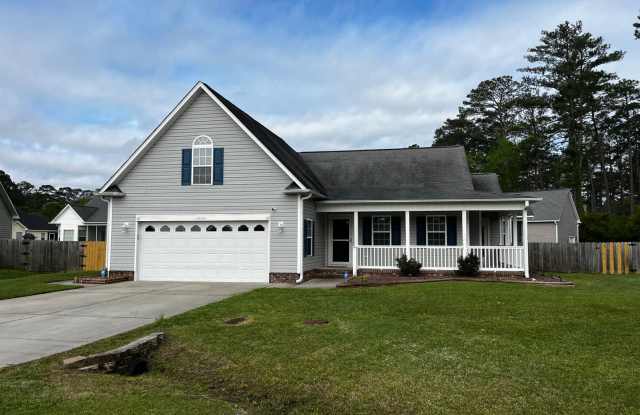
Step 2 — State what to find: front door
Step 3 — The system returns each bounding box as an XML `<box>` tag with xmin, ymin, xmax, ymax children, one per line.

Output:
<box><xmin>330</xmin><ymin>218</ymin><xmax>351</xmax><ymax>266</ymax></box>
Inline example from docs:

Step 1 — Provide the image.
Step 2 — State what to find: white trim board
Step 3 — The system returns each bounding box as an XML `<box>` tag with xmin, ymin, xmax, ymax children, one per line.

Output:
<box><xmin>136</xmin><ymin>213</ymin><xmax>271</xmax><ymax>222</ymax></box>
<box><xmin>100</xmin><ymin>81</ymin><xmax>308</xmax><ymax>193</ymax></box>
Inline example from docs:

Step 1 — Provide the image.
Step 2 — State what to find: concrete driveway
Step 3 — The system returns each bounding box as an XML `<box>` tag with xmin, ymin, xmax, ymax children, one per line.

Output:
<box><xmin>0</xmin><ymin>281</ymin><xmax>263</xmax><ymax>368</ymax></box>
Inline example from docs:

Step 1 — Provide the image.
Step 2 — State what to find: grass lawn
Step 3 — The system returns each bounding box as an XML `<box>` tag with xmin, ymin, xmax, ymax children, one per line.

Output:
<box><xmin>0</xmin><ymin>269</ymin><xmax>86</xmax><ymax>300</ymax></box>
<box><xmin>1</xmin><ymin>274</ymin><xmax>639</xmax><ymax>414</ymax></box>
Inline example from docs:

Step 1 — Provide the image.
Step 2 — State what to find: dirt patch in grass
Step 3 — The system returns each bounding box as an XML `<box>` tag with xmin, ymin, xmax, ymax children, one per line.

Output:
<box><xmin>303</xmin><ymin>319</ymin><xmax>329</xmax><ymax>325</ymax></box>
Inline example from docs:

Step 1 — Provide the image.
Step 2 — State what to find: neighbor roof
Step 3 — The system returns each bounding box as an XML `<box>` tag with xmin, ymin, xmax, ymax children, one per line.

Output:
<box><xmin>70</xmin><ymin>196</ymin><xmax>108</xmax><ymax>223</ymax></box>
<box><xmin>0</xmin><ymin>182</ymin><xmax>19</xmax><ymax>218</ymax></box>
<box><xmin>471</xmin><ymin>173</ymin><xmax>502</xmax><ymax>193</ymax></box>
<box><xmin>16</xmin><ymin>211</ymin><xmax>57</xmax><ymax>231</ymax></box>
<box><xmin>300</xmin><ymin>146</ymin><xmax>529</xmax><ymax>200</ymax></box>
<box><xmin>507</xmin><ymin>189</ymin><xmax>576</xmax><ymax>221</ymax></box>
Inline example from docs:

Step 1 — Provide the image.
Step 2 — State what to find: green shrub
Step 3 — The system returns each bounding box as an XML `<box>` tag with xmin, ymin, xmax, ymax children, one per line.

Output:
<box><xmin>396</xmin><ymin>255</ymin><xmax>422</xmax><ymax>276</ymax></box>
<box><xmin>457</xmin><ymin>253</ymin><xmax>480</xmax><ymax>276</ymax></box>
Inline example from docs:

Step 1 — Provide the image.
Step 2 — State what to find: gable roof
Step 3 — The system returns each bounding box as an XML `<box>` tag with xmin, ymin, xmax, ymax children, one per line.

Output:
<box><xmin>70</xmin><ymin>196</ymin><xmax>108</xmax><ymax>223</ymax></box>
<box><xmin>0</xmin><ymin>182</ymin><xmax>19</xmax><ymax>218</ymax></box>
<box><xmin>507</xmin><ymin>189</ymin><xmax>578</xmax><ymax>222</ymax></box>
<box><xmin>300</xmin><ymin>146</ymin><xmax>530</xmax><ymax>201</ymax></box>
<box><xmin>16</xmin><ymin>211</ymin><xmax>57</xmax><ymax>231</ymax></box>
<box><xmin>471</xmin><ymin>173</ymin><xmax>502</xmax><ymax>193</ymax></box>
<box><xmin>203</xmin><ymin>84</ymin><xmax>326</xmax><ymax>195</ymax></box>
<box><xmin>100</xmin><ymin>82</ymin><xmax>326</xmax><ymax>196</ymax></box>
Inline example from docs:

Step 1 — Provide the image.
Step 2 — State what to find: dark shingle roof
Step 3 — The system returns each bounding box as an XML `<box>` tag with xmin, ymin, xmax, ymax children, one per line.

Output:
<box><xmin>300</xmin><ymin>146</ymin><xmax>524</xmax><ymax>200</ymax></box>
<box><xmin>70</xmin><ymin>196</ymin><xmax>108</xmax><ymax>223</ymax></box>
<box><xmin>203</xmin><ymin>83</ymin><xmax>327</xmax><ymax>195</ymax></box>
<box><xmin>472</xmin><ymin>173</ymin><xmax>502</xmax><ymax>193</ymax></box>
<box><xmin>0</xmin><ymin>182</ymin><xmax>18</xmax><ymax>217</ymax></box>
<box><xmin>508</xmin><ymin>189</ymin><xmax>575</xmax><ymax>221</ymax></box>
<box><xmin>17</xmin><ymin>211</ymin><xmax>57</xmax><ymax>231</ymax></box>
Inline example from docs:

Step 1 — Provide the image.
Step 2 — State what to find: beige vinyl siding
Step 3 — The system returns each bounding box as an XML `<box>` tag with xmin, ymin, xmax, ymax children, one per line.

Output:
<box><xmin>109</xmin><ymin>90</ymin><xmax>298</xmax><ymax>273</ymax></box>
<box><xmin>303</xmin><ymin>200</ymin><xmax>325</xmax><ymax>271</ymax></box>
<box><xmin>557</xmin><ymin>193</ymin><xmax>580</xmax><ymax>243</ymax></box>
<box><xmin>0</xmin><ymin>199</ymin><xmax>11</xmax><ymax>239</ymax></box>
<box><xmin>528</xmin><ymin>222</ymin><xmax>557</xmax><ymax>243</ymax></box>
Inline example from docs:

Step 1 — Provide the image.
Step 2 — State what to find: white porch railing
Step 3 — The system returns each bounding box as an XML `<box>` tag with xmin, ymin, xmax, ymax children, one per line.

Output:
<box><xmin>356</xmin><ymin>246</ymin><xmax>406</xmax><ymax>269</ymax></box>
<box><xmin>468</xmin><ymin>246</ymin><xmax>525</xmax><ymax>271</ymax></box>
<box><xmin>354</xmin><ymin>245</ymin><xmax>525</xmax><ymax>272</ymax></box>
<box><xmin>410</xmin><ymin>246</ymin><xmax>463</xmax><ymax>270</ymax></box>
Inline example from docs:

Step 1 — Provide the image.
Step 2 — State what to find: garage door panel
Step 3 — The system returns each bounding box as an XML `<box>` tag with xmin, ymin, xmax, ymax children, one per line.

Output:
<box><xmin>139</xmin><ymin>221</ymin><xmax>268</xmax><ymax>283</ymax></box>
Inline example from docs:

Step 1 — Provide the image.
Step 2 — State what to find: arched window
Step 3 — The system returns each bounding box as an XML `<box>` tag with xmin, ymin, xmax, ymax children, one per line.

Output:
<box><xmin>238</xmin><ymin>225</ymin><xmax>249</xmax><ymax>232</ymax></box>
<box><xmin>175</xmin><ymin>225</ymin><xmax>186</xmax><ymax>232</ymax></box>
<box><xmin>206</xmin><ymin>225</ymin><xmax>217</xmax><ymax>232</ymax></box>
<box><xmin>222</xmin><ymin>225</ymin><xmax>233</xmax><ymax>232</ymax></box>
<box><xmin>145</xmin><ymin>225</ymin><xmax>155</xmax><ymax>232</ymax></box>
<box><xmin>192</xmin><ymin>135</ymin><xmax>213</xmax><ymax>185</ymax></box>
<box><xmin>253</xmin><ymin>224</ymin><xmax>265</xmax><ymax>231</ymax></box>
<box><xmin>190</xmin><ymin>225</ymin><xmax>201</xmax><ymax>232</ymax></box>
<box><xmin>160</xmin><ymin>225</ymin><xmax>170</xmax><ymax>232</ymax></box>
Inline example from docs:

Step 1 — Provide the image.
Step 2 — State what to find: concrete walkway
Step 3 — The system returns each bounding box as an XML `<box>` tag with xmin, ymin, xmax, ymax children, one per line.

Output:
<box><xmin>0</xmin><ymin>281</ymin><xmax>263</xmax><ymax>368</ymax></box>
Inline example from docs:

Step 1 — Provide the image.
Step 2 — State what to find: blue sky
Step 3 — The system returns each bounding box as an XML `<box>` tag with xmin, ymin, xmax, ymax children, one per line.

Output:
<box><xmin>0</xmin><ymin>0</ymin><xmax>638</xmax><ymax>189</ymax></box>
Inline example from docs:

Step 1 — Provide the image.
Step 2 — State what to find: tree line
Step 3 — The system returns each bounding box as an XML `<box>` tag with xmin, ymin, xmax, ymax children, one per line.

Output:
<box><xmin>433</xmin><ymin>20</ymin><xmax>640</xmax><ymax>241</ymax></box>
<box><xmin>0</xmin><ymin>170</ymin><xmax>93</xmax><ymax>220</ymax></box>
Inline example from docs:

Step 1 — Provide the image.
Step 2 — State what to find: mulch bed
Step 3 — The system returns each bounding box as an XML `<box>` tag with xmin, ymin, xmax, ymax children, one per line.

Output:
<box><xmin>337</xmin><ymin>273</ymin><xmax>573</xmax><ymax>288</ymax></box>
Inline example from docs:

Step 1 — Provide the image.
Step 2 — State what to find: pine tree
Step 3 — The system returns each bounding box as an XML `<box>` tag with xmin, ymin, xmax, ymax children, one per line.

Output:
<box><xmin>520</xmin><ymin>21</ymin><xmax>624</xmax><ymax>212</ymax></box>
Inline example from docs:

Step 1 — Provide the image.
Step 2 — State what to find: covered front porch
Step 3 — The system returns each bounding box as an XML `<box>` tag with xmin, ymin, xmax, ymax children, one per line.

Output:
<box><xmin>311</xmin><ymin>200</ymin><xmax>531</xmax><ymax>277</ymax></box>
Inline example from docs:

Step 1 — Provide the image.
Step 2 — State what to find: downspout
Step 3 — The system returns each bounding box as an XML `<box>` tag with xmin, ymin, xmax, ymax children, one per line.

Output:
<box><xmin>296</xmin><ymin>192</ymin><xmax>313</xmax><ymax>284</ymax></box>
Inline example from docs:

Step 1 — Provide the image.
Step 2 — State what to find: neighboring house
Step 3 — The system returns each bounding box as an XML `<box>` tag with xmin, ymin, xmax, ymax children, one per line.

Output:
<box><xmin>517</xmin><ymin>189</ymin><xmax>581</xmax><ymax>244</ymax></box>
<box><xmin>97</xmin><ymin>81</ymin><xmax>539</xmax><ymax>284</ymax></box>
<box><xmin>0</xmin><ymin>182</ymin><xmax>19</xmax><ymax>239</ymax></box>
<box><xmin>473</xmin><ymin>173</ymin><xmax>581</xmax><ymax>244</ymax></box>
<box><xmin>50</xmin><ymin>196</ymin><xmax>108</xmax><ymax>241</ymax></box>
<box><xmin>13</xmin><ymin>211</ymin><xmax>58</xmax><ymax>240</ymax></box>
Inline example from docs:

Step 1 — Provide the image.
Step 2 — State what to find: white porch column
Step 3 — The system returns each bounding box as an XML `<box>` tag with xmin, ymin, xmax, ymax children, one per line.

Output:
<box><xmin>352</xmin><ymin>211</ymin><xmax>358</xmax><ymax>277</ymax></box>
<box><xmin>512</xmin><ymin>214</ymin><xmax>517</xmax><ymax>246</ymax></box>
<box><xmin>462</xmin><ymin>210</ymin><xmax>468</xmax><ymax>256</ymax></box>
<box><xmin>405</xmin><ymin>211</ymin><xmax>410</xmax><ymax>258</ymax></box>
<box><xmin>478</xmin><ymin>211</ymin><xmax>482</xmax><ymax>246</ymax></box>
<box><xmin>523</xmin><ymin>203</ymin><xmax>530</xmax><ymax>278</ymax></box>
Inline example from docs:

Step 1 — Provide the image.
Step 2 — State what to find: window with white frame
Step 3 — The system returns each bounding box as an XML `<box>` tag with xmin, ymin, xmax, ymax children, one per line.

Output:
<box><xmin>304</xmin><ymin>219</ymin><xmax>314</xmax><ymax>256</ymax></box>
<box><xmin>191</xmin><ymin>135</ymin><xmax>213</xmax><ymax>185</ymax></box>
<box><xmin>426</xmin><ymin>216</ymin><xmax>446</xmax><ymax>245</ymax></box>
<box><xmin>372</xmin><ymin>216</ymin><xmax>391</xmax><ymax>245</ymax></box>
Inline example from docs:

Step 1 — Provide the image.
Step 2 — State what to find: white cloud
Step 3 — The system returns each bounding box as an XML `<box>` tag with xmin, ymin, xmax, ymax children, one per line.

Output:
<box><xmin>0</xmin><ymin>0</ymin><xmax>638</xmax><ymax>188</ymax></box>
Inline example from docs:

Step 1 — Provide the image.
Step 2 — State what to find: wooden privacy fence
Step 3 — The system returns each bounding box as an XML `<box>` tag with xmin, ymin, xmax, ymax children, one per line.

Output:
<box><xmin>82</xmin><ymin>241</ymin><xmax>107</xmax><ymax>271</ymax></box>
<box><xmin>529</xmin><ymin>242</ymin><xmax>640</xmax><ymax>274</ymax></box>
<box><xmin>0</xmin><ymin>239</ymin><xmax>83</xmax><ymax>272</ymax></box>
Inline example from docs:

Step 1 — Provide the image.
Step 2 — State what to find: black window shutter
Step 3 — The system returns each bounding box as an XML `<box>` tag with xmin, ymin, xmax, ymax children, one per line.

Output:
<box><xmin>181</xmin><ymin>149</ymin><xmax>192</xmax><ymax>186</ymax></box>
<box><xmin>416</xmin><ymin>216</ymin><xmax>426</xmax><ymax>245</ymax></box>
<box><xmin>213</xmin><ymin>148</ymin><xmax>224</xmax><ymax>185</ymax></box>
<box><xmin>391</xmin><ymin>216</ymin><xmax>401</xmax><ymax>245</ymax></box>
<box><xmin>447</xmin><ymin>216</ymin><xmax>457</xmax><ymax>246</ymax></box>
<box><xmin>362</xmin><ymin>216</ymin><xmax>372</xmax><ymax>245</ymax></box>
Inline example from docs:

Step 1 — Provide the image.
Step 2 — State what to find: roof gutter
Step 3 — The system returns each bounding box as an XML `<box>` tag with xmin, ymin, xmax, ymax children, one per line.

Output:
<box><xmin>318</xmin><ymin>197</ymin><xmax>542</xmax><ymax>204</ymax></box>
<box><xmin>284</xmin><ymin>188</ymin><xmax>327</xmax><ymax>199</ymax></box>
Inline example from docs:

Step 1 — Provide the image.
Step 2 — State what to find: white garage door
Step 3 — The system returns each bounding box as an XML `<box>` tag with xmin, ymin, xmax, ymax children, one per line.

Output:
<box><xmin>138</xmin><ymin>221</ymin><xmax>269</xmax><ymax>283</ymax></box>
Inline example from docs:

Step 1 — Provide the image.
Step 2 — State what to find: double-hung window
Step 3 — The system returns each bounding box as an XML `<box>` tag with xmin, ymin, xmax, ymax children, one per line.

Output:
<box><xmin>304</xmin><ymin>219</ymin><xmax>314</xmax><ymax>256</ymax></box>
<box><xmin>192</xmin><ymin>135</ymin><xmax>213</xmax><ymax>185</ymax></box>
<box><xmin>372</xmin><ymin>216</ymin><xmax>391</xmax><ymax>245</ymax></box>
<box><xmin>426</xmin><ymin>216</ymin><xmax>446</xmax><ymax>246</ymax></box>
